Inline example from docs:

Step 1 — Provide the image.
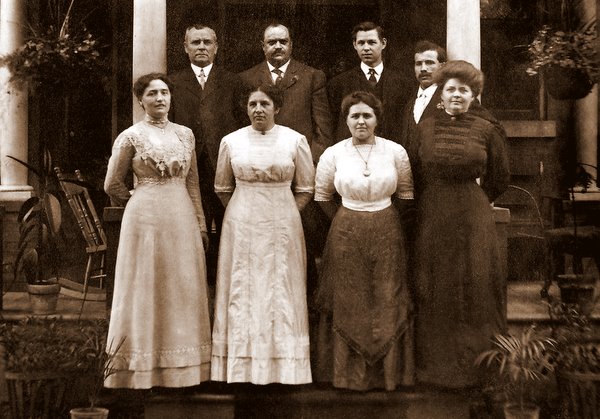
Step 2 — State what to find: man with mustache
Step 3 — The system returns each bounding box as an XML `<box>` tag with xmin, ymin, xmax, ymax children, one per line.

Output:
<box><xmin>240</xmin><ymin>22</ymin><xmax>332</xmax><ymax>163</ymax></box>
<box><xmin>400</xmin><ymin>40</ymin><xmax>447</xmax><ymax>156</ymax></box>
<box><xmin>328</xmin><ymin>21</ymin><xmax>408</xmax><ymax>143</ymax></box>
<box><xmin>169</xmin><ymin>24</ymin><xmax>246</xmax><ymax>287</ymax></box>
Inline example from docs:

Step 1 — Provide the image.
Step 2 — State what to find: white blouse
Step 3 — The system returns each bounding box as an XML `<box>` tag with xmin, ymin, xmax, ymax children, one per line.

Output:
<box><xmin>315</xmin><ymin>137</ymin><xmax>414</xmax><ymax>211</ymax></box>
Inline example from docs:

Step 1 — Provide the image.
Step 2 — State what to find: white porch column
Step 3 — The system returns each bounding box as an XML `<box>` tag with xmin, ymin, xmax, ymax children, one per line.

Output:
<box><xmin>132</xmin><ymin>0</ymin><xmax>167</xmax><ymax>123</ymax></box>
<box><xmin>574</xmin><ymin>0</ymin><xmax>598</xmax><ymax>191</ymax></box>
<box><xmin>0</xmin><ymin>0</ymin><xmax>33</xmax><ymax>199</ymax></box>
<box><xmin>446</xmin><ymin>0</ymin><xmax>481</xmax><ymax>69</ymax></box>
<box><xmin>574</xmin><ymin>85</ymin><xmax>598</xmax><ymax>190</ymax></box>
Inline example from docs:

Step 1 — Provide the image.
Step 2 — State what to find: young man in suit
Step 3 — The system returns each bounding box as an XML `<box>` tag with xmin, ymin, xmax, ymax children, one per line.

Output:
<box><xmin>239</xmin><ymin>22</ymin><xmax>333</xmax><ymax>164</ymax></box>
<box><xmin>327</xmin><ymin>21</ymin><xmax>409</xmax><ymax>143</ymax></box>
<box><xmin>169</xmin><ymin>24</ymin><xmax>246</xmax><ymax>285</ymax></box>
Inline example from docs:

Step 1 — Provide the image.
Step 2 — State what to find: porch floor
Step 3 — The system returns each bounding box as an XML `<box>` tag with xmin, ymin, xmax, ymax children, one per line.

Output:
<box><xmin>0</xmin><ymin>279</ymin><xmax>584</xmax><ymax>322</ymax></box>
<box><xmin>1</xmin><ymin>281</ymin><xmax>596</xmax><ymax>418</ymax></box>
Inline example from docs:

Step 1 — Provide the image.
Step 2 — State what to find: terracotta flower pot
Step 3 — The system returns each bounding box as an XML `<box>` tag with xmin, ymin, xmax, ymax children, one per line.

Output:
<box><xmin>503</xmin><ymin>402</ymin><xmax>540</xmax><ymax>419</ymax></box>
<box><xmin>70</xmin><ymin>407</ymin><xmax>109</xmax><ymax>419</ymax></box>
<box><xmin>5</xmin><ymin>371</ymin><xmax>74</xmax><ymax>419</ymax></box>
<box><xmin>544</xmin><ymin>66</ymin><xmax>594</xmax><ymax>100</ymax></box>
<box><xmin>557</xmin><ymin>274</ymin><xmax>596</xmax><ymax>315</ymax></box>
<box><xmin>27</xmin><ymin>281</ymin><xmax>61</xmax><ymax>314</ymax></box>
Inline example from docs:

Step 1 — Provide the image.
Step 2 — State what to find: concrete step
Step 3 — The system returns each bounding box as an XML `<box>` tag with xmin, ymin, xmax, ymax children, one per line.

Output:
<box><xmin>140</xmin><ymin>384</ymin><xmax>484</xmax><ymax>419</ymax></box>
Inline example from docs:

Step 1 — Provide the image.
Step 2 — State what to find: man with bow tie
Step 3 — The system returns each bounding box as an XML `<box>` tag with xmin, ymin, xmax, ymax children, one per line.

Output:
<box><xmin>169</xmin><ymin>24</ymin><xmax>246</xmax><ymax>287</ymax></box>
<box><xmin>240</xmin><ymin>22</ymin><xmax>332</xmax><ymax>164</ymax></box>
<box><xmin>328</xmin><ymin>21</ymin><xmax>409</xmax><ymax>143</ymax></box>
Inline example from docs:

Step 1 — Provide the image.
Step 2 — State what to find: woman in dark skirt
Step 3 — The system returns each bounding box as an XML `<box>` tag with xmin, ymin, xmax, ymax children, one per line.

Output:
<box><xmin>314</xmin><ymin>91</ymin><xmax>415</xmax><ymax>390</ymax></box>
<box><xmin>410</xmin><ymin>60</ymin><xmax>510</xmax><ymax>389</ymax></box>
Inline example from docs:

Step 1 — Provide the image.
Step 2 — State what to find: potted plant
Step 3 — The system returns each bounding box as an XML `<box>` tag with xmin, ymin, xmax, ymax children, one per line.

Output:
<box><xmin>0</xmin><ymin>1</ymin><xmax>107</xmax><ymax>313</ymax></box>
<box><xmin>475</xmin><ymin>325</ymin><xmax>557</xmax><ymax>419</ymax></box>
<box><xmin>526</xmin><ymin>25</ymin><xmax>599</xmax><ymax>100</ymax></box>
<box><xmin>0</xmin><ymin>0</ymin><xmax>105</xmax><ymax>94</ymax></box>
<box><xmin>8</xmin><ymin>150</ymin><xmax>65</xmax><ymax>314</ymax></box>
<box><xmin>548</xmin><ymin>300</ymin><xmax>600</xmax><ymax>418</ymax></box>
<box><xmin>0</xmin><ymin>0</ymin><xmax>107</xmax><ymax>161</ymax></box>
<box><xmin>68</xmin><ymin>320</ymin><xmax>125</xmax><ymax>419</ymax></box>
<box><xmin>0</xmin><ymin>317</ymin><xmax>91</xmax><ymax>418</ymax></box>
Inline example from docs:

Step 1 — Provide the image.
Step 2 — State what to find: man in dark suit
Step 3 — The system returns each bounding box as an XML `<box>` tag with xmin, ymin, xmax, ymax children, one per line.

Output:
<box><xmin>239</xmin><ymin>22</ymin><xmax>333</xmax><ymax>163</ymax></box>
<box><xmin>400</xmin><ymin>40</ymin><xmax>447</xmax><ymax>155</ymax></box>
<box><xmin>169</xmin><ymin>24</ymin><xmax>245</xmax><ymax>284</ymax></box>
<box><xmin>328</xmin><ymin>21</ymin><xmax>409</xmax><ymax>143</ymax></box>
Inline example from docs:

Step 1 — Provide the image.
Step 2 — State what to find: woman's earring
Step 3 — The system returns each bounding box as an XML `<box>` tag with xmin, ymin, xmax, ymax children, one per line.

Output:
<box><xmin>436</xmin><ymin>102</ymin><xmax>445</xmax><ymax>110</ymax></box>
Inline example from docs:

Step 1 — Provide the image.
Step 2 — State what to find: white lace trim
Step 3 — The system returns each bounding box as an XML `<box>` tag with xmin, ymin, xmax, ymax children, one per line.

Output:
<box><xmin>137</xmin><ymin>177</ymin><xmax>186</xmax><ymax>185</ymax></box>
<box><xmin>113</xmin><ymin>123</ymin><xmax>194</xmax><ymax>175</ymax></box>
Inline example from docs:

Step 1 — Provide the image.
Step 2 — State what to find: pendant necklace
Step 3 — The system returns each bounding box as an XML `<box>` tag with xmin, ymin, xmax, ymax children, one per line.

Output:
<box><xmin>353</xmin><ymin>140</ymin><xmax>375</xmax><ymax>177</ymax></box>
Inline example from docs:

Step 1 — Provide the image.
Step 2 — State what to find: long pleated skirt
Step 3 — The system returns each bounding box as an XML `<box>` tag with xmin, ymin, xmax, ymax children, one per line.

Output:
<box><xmin>105</xmin><ymin>179</ymin><xmax>212</xmax><ymax>389</ymax></box>
<box><xmin>211</xmin><ymin>181</ymin><xmax>312</xmax><ymax>384</ymax></box>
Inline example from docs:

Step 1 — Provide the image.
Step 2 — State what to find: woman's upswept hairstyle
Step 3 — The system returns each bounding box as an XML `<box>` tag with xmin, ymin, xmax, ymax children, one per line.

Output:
<box><xmin>432</xmin><ymin>60</ymin><xmax>484</xmax><ymax>97</ymax></box>
<box><xmin>133</xmin><ymin>73</ymin><xmax>174</xmax><ymax>100</ymax></box>
<box><xmin>341</xmin><ymin>91</ymin><xmax>383</xmax><ymax>122</ymax></box>
<box><xmin>243</xmin><ymin>83</ymin><xmax>284</xmax><ymax>110</ymax></box>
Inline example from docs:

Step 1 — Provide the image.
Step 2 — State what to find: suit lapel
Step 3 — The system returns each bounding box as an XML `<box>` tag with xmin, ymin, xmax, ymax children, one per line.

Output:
<box><xmin>201</xmin><ymin>66</ymin><xmax>219</xmax><ymax>102</ymax></box>
<box><xmin>354</xmin><ymin>67</ymin><xmax>371</xmax><ymax>90</ymax></box>
<box><xmin>181</xmin><ymin>67</ymin><xmax>203</xmax><ymax>100</ymax></box>
<box><xmin>259</xmin><ymin>62</ymin><xmax>274</xmax><ymax>86</ymax></box>
<box><xmin>379</xmin><ymin>68</ymin><xmax>393</xmax><ymax>103</ymax></box>
<box><xmin>422</xmin><ymin>86</ymin><xmax>441</xmax><ymax>119</ymax></box>
<box><xmin>279</xmin><ymin>60</ymin><xmax>300</xmax><ymax>90</ymax></box>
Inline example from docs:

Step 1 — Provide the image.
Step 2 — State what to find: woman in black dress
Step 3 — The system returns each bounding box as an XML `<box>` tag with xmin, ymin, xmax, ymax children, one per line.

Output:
<box><xmin>410</xmin><ymin>61</ymin><xmax>510</xmax><ymax>388</ymax></box>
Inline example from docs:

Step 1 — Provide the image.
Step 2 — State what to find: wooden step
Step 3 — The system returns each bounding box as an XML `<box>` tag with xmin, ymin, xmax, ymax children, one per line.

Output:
<box><xmin>142</xmin><ymin>384</ymin><xmax>479</xmax><ymax>419</ymax></box>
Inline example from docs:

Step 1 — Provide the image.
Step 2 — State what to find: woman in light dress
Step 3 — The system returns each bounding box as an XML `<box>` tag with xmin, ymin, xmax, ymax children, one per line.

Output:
<box><xmin>104</xmin><ymin>73</ymin><xmax>211</xmax><ymax>388</ymax></box>
<box><xmin>211</xmin><ymin>84</ymin><xmax>314</xmax><ymax>385</ymax></box>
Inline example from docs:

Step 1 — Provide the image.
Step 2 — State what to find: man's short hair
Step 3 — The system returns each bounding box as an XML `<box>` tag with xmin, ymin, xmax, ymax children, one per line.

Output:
<box><xmin>351</xmin><ymin>21</ymin><xmax>385</xmax><ymax>41</ymax></box>
<box><xmin>414</xmin><ymin>40</ymin><xmax>447</xmax><ymax>63</ymax></box>
<box><xmin>184</xmin><ymin>24</ymin><xmax>217</xmax><ymax>43</ymax></box>
<box><xmin>263</xmin><ymin>21</ymin><xmax>292</xmax><ymax>40</ymax></box>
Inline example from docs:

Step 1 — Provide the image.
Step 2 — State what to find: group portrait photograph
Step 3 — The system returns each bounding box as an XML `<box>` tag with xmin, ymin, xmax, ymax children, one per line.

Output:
<box><xmin>0</xmin><ymin>0</ymin><xmax>599</xmax><ymax>418</ymax></box>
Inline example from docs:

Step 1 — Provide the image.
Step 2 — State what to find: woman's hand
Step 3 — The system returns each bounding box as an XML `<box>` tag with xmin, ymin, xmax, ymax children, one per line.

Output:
<box><xmin>318</xmin><ymin>200</ymin><xmax>339</xmax><ymax>220</ymax></box>
<box><xmin>217</xmin><ymin>192</ymin><xmax>233</xmax><ymax>208</ymax></box>
<box><xmin>294</xmin><ymin>192</ymin><xmax>313</xmax><ymax>212</ymax></box>
<box><xmin>201</xmin><ymin>231</ymin><xmax>209</xmax><ymax>251</ymax></box>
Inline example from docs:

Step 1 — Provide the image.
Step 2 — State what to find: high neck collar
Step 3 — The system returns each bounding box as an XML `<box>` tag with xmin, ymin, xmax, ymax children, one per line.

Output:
<box><xmin>251</xmin><ymin>124</ymin><xmax>277</xmax><ymax>135</ymax></box>
<box><xmin>144</xmin><ymin>114</ymin><xmax>168</xmax><ymax>124</ymax></box>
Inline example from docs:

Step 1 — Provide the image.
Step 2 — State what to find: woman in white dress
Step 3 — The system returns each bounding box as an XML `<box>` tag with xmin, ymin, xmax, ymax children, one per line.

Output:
<box><xmin>104</xmin><ymin>73</ymin><xmax>211</xmax><ymax>388</ymax></box>
<box><xmin>211</xmin><ymin>84</ymin><xmax>314</xmax><ymax>384</ymax></box>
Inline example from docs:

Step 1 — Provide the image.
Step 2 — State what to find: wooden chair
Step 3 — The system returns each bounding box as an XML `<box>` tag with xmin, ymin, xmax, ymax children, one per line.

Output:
<box><xmin>54</xmin><ymin>167</ymin><xmax>107</xmax><ymax>300</ymax></box>
<box><xmin>543</xmin><ymin>196</ymin><xmax>600</xmax><ymax>300</ymax></box>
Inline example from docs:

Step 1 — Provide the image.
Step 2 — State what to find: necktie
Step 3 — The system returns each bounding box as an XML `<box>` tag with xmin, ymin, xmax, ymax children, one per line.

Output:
<box><xmin>198</xmin><ymin>69</ymin><xmax>206</xmax><ymax>89</ymax></box>
<box><xmin>368</xmin><ymin>68</ymin><xmax>377</xmax><ymax>85</ymax></box>
<box><xmin>413</xmin><ymin>92</ymin><xmax>427</xmax><ymax>123</ymax></box>
<box><xmin>272</xmin><ymin>68</ymin><xmax>283</xmax><ymax>86</ymax></box>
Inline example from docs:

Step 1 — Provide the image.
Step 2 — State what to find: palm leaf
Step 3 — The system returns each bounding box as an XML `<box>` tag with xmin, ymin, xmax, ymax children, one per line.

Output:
<box><xmin>43</xmin><ymin>192</ymin><xmax>62</xmax><ymax>235</ymax></box>
<box><xmin>17</xmin><ymin>197</ymin><xmax>41</xmax><ymax>224</ymax></box>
